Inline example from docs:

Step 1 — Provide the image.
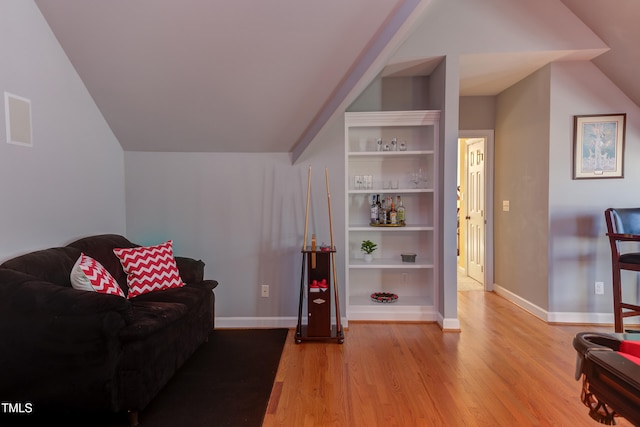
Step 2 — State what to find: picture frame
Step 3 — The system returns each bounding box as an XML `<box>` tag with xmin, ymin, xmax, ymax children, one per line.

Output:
<box><xmin>573</xmin><ymin>113</ymin><xmax>626</xmax><ymax>179</ymax></box>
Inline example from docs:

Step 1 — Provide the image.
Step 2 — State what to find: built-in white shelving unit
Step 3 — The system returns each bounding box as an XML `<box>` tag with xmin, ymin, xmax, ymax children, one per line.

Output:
<box><xmin>345</xmin><ymin>110</ymin><xmax>440</xmax><ymax>321</ymax></box>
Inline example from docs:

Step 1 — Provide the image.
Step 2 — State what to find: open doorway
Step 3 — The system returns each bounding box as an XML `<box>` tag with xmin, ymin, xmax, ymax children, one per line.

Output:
<box><xmin>457</xmin><ymin>130</ymin><xmax>494</xmax><ymax>292</ymax></box>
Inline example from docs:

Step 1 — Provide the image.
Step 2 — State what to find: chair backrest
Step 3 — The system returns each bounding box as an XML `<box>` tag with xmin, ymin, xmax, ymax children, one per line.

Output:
<box><xmin>605</xmin><ymin>208</ymin><xmax>640</xmax><ymax>236</ymax></box>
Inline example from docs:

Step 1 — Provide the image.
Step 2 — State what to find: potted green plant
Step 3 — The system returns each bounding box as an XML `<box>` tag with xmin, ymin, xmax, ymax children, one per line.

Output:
<box><xmin>361</xmin><ymin>239</ymin><xmax>378</xmax><ymax>263</ymax></box>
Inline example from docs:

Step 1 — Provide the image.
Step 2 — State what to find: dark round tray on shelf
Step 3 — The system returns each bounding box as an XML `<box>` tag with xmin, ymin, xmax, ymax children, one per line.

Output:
<box><xmin>371</xmin><ymin>292</ymin><xmax>399</xmax><ymax>303</ymax></box>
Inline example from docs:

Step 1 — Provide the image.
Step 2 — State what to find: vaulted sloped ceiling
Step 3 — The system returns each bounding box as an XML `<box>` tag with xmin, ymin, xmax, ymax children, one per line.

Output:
<box><xmin>35</xmin><ymin>0</ymin><xmax>640</xmax><ymax>155</ymax></box>
<box><xmin>35</xmin><ymin>0</ymin><xmax>420</xmax><ymax>153</ymax></box>
<box><xmin>559</xmin><ymin>0</ymin><xmax>640</xmax><ymax>110</ymax></box>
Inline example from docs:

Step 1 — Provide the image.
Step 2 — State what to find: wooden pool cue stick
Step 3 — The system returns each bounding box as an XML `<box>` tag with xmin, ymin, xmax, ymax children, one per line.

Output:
<box><xmin>325</xmin><ymin>168</ymin><xmax>342</xmax><ymax>335</ymax></box>
<box><xmin>303</xmin><ymin>166</ymin><xmax>311</xmax><ymax>251</ymax></box>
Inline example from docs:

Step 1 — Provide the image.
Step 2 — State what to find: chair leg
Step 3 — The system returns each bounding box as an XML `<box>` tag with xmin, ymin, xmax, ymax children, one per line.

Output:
<box><xmin>612</xmin><ymin>267</ymin><xmax>623</xmax><ymax>333</ymax></box>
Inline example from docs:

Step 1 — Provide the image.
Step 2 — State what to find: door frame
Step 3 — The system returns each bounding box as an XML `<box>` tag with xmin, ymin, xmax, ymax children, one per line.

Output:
<box><xmin>459</xmin><ymin>130</ymin><xmax>494</xmax><ymax>292</ymax></box>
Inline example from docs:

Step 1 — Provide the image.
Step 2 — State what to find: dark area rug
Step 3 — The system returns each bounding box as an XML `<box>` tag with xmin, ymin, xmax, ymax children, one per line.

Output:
<box><xmin>2</xmin><ymin>328</ymin><xmax>288</xmax><ymax>427</ymax></box>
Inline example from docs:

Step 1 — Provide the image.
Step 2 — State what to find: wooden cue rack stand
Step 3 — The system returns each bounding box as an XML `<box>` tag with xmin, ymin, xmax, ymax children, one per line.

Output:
<box><xmin>295</xmin><ymin>167</ymin><xmax>344</xmax><ymax>344</ymax></box>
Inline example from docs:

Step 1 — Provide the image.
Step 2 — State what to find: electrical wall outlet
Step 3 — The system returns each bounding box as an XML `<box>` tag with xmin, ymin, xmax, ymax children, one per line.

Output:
<box><xmin>261</xmin><ymin>284</ymin><xmax>270</xmax><ymax>298</ymax></box>
<box><xmin>595</xmin><ymin>282</ymin><xmax>604</xmax><ymax>295</ymax></box>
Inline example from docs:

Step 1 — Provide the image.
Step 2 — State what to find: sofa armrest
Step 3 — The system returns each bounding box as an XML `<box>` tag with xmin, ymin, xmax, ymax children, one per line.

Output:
<box><xmin>198</xmin><ymin>279</ymin><xmax>219</xmax><ymax>290</ymax></box>
<box><xmin>175</xmin><ymin>256</ymin><xmax>205</xmax><ymax>283</ymax></box>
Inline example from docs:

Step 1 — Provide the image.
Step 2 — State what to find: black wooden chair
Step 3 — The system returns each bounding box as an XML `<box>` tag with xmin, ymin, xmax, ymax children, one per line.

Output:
<box><xmin>604</xmin><ymin>208</ymin><xmax>640</xmax><ymax>332</ymax></box>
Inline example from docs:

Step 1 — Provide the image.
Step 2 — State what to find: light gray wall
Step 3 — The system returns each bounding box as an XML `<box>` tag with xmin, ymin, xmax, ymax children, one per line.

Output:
<box><xmin>548</xmin><ymin>61</ymin><xmax>640</xmax><ymax>320</ymax></box>
<box><xmin>460</xmin><ymin>97</ymin><xmax>496</xmax><ymax>130</ymax></box>
<box><xmin>494</xmin><ymin>66</ymin><xmax>551</xmax><ymax>310</ymax></box>
<box><xmin>124</xmin><ymin>118</ymin><xmax>345</xmax><ymax>324</ymax></box>
<box><xmin>348</xmin><ymin>76</ymin><xmax>432</xmax><ymax>112</ymax></box>
<box><xmin>493</xmin><ymin>60</ymin><xmax>640</xmax><ymax>321</ymax></box>
<box><xmin>0</xmin><ymin>1</ymin><xmax>125</xmax><ymax>262</ymax></box>
<box><xmin>431</xmin><ymin>56</ymin><xmax>460</xmax><ymax>328</ymax></box>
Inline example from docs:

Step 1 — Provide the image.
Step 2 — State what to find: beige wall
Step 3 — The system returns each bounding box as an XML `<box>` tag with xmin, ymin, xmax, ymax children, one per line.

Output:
<box><xmin>494</xmin><ymin>65</ymin><xmax>551</xmax><ymax>309</ymax></box>
<box><xmin>460</xmin><ymin>97</ymin><xmax>496</xmax><ymax>131</ymax></box>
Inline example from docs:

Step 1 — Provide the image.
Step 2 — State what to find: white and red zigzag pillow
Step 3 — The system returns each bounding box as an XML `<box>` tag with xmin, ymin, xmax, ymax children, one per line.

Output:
<box><xmin>70</xmin><ymin>253</ymin><xmax>125</xmax><ymax>297</ymax></box>
<box><xmin>113</xmin><ymin>240</ymin><xmax>185</xmax><ymax>299</ymax></box>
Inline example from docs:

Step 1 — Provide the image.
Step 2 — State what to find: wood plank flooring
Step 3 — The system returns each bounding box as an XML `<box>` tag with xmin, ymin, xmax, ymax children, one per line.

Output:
<box><xmin>262</xmin><ymin>290</ymin><xmax>633</xmax><ymax>427</ymax></box>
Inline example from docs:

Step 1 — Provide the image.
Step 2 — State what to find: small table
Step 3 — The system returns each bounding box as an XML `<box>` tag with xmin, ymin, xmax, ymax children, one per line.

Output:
<box><xmin>295</xmin><ymin>247</ymin><xmax>344</xmax><ymax>344</ymax></box>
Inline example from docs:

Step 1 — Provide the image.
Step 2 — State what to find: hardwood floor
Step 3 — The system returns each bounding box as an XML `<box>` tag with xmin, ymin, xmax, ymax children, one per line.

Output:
<box><xmin>262</xmin><ymin>291</ymin><xmax>633</xmax><ymax>427</ymax></box>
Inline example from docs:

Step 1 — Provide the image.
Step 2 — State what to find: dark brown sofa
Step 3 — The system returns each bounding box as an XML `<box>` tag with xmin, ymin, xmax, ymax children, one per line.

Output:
<box><xmin>0</xmin><ymin>234</ymin><xmax>217</xmax><ymax>425</ymax></box>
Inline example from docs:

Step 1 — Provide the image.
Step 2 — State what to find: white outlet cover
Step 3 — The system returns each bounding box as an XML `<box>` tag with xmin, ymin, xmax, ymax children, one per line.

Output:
<box><xmin>595</xmin><ymin>282</ymin><xmax>605</xmax><ymax>294</ymax></box>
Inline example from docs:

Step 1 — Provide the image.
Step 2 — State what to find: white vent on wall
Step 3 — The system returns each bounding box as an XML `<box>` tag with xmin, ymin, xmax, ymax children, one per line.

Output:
<box><xmin>4</xmin><ymin>92</ymin><xmax>32</xmax><ymax>147</ymax></box>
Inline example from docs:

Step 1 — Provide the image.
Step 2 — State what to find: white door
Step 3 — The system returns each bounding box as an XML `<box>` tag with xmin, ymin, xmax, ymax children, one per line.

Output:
<box><xmin>466</xmin><ymin>139</ymin><xmax>485</xmax><ymax>284</ymax></box>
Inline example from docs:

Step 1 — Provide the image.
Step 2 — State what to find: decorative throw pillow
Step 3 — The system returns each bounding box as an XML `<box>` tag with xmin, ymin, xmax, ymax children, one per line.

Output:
<box><xmin>113</xmin><ymin>240</ymin><xmax>185</xmax><ymax>298</ymax></box>
<box><xmin>70</xmin><ymin>253</ymin><xmax>125</xmax><ymax>297</ymax></box>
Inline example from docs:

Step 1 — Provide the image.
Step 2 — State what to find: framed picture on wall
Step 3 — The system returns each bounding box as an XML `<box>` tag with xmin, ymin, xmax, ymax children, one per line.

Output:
<box><xmin>573</xmin><ymin>113</ymin><xmax>626</xmax><ymax>179</ymax></box>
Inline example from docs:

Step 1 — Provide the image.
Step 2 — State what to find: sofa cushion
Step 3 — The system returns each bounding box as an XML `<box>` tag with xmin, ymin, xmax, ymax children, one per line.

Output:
<box><xmin>132</xmin><ymin>283</ymin><xmax>209</xmax><ymax>306</ymax></box>
<box><xmin>113</xmin><ymin>240</ymin><xmax>185</xmax><ymax>298</ymax></box>
<box><xmin>119</xmin><ymin>301</ymin><xmax>188</xmax><ymax>341</ymax></box>
<box><xmin>67</xmin><ymin>234</ymin><xmax>139</xmax><ymax>291</ymax></box>
<box><xmin>70</xmin><ymin>254</ymin><xmax>125</xmax><ymax>297</ymax></box>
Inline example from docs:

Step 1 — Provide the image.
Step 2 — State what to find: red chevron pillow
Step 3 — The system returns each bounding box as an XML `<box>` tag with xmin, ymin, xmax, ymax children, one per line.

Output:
<box><xmin>70</xmin><ymin>253</ymin><xmax>125</xmax><ymax>297</ymax></box>
<box><xmin>113</xmin><ymin>240</ymin><xmax>185</xmax><ymax>298</ymax></box>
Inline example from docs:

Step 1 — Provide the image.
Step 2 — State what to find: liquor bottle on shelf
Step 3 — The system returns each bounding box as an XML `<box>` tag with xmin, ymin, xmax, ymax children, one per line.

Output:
<box><xmin>370</xmin><ymin>195</ymin><xmax>379</xmax><ymax>225</ymax></box>
<box><xmin>379</xmin><ymin>198</ymin><xmax>387</xmax><ymax>225</ymax></box>
<box><xmin>389</xmin><ymin>198</ymin><xmax>397</xmax><ymax>225</ymax></box>
<box><xmin>397</xmin><ymin>196</ymin><xmax>405</xmax><ymax>225</ymax></box>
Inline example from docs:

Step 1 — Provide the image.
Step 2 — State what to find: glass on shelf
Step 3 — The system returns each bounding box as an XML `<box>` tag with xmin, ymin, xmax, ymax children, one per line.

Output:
<box><xmin>409</xmin><ymin>171</ymin><xmax>420</xmax><ymax>189</ymax></box>
<box><xmin>353</xmin><ymin>175</ymin><xmax>373</xmax><ymax>190</ymax></box>
<box><xmin>409</xmin><ymin>169</ymin><xmax>428</xmax><ymax>189</ymax></box>
<box><xmin>383</xmin><ymin>180</ymin><xmax>399</xmax><ymax>190</ymax></box>
<box><xmin>419</xmin><ymin>168</ymin><xmax>429</xmax><ymax>188</ymax></box>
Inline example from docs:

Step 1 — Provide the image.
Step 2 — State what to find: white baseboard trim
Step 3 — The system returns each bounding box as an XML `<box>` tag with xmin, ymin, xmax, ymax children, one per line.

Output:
<box><xmin>493</xmin><ymin>283</ymin><xmax>615</xmax><ymax>325</ymax></box>
<box><xmin>216</xmin><ymin>301</ymin><xmax>614</xmax><ymax>329</ymax></box>
<box><xmin>438</xmin><ymin>313</ymin><xmax>461</xmax><ymax>331</ymax></box>
<box><xmin>547</xmin><ymin>311</ymin><xmax>614</xmax><ymax>325</ymax></box>
<box><xmin>493</xmin><ymin>284</ymin><xmax>548</xmax><ymax>321</ymax></box>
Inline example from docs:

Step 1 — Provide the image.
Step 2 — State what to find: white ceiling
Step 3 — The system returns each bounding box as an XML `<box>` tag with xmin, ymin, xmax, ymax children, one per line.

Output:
<box><xmin>34</xmin><ymin>0</ymin><xmax>640</xmax><ymax>154</ymax></box>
